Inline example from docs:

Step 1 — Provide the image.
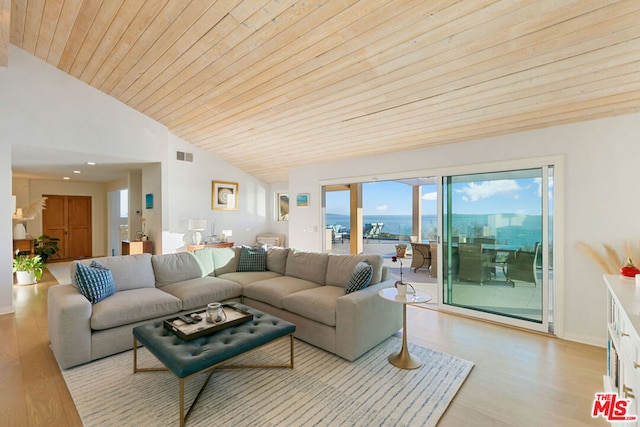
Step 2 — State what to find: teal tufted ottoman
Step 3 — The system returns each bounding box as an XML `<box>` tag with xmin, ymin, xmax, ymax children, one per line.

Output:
<box><xmin>132</xmin><ymin>302</ymin><xmax>296</xmax><ymax>426</ymax></box>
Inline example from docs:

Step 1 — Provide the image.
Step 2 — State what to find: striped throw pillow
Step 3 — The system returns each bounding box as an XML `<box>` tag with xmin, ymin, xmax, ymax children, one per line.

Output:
<box><xmin>237</xmin><ymin>246</ymin><xmax>267</xmax><ymax>272</ymax></box>
<box><xmin>345</xmin><ymin>261</ymin><xmax>373</xmax><ymax>294</ymax></box>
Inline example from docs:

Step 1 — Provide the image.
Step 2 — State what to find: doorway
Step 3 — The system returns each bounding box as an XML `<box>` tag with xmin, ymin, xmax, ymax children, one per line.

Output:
<box><xmin>42</xmin><ymin>195</ymin><xmax>92</xmax><ymax>260</ymax></box>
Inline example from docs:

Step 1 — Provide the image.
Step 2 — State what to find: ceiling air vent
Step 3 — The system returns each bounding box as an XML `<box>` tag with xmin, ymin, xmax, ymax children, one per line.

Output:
<box><xmin>176</xmin><ymin>151</ymin><xmax>193</xmax><ymax>162</ymax></box>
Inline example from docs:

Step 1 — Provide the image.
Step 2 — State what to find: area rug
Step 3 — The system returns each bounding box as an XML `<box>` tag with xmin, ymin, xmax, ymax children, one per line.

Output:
<box><xmin>62</xmin><ymin>337</ymin><xmax>473</xmax><ymax>427</ymax></box>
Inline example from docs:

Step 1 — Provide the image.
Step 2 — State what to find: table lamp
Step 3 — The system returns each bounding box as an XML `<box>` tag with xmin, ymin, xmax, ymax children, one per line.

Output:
<box><xmin>188</xmin><ymin>219</ymin><xmax>207</xmax><ymax>245</ymax></box>
<box><xmin>13</xmin><ymin>208</ymin><xmax>27</xmax><ymax>239</ymax></box>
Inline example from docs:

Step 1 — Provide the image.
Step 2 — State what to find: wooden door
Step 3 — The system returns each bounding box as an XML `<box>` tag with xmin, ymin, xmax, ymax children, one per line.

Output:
<box><xmin>43</xmin><ymin>195</ymin><xmax>92</xmax><ymax>260</ymax></box>
<box><xmin>42</xmin><ymin>196</ymin><xmax>68</xmax><ymax>258</ymax></box>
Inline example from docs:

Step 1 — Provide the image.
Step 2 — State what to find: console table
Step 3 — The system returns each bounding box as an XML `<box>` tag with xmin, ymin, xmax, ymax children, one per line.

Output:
<box><xmin>187</xmin><ymin>242</ymin><xmax>234</xmax><ymax>251</ymax></box>
<box><xmin>13</xmin><ymin>238</ymin><xmax>35</xmax><ymax>257</ymax></box>
<box><xmin>122</xmin><ymin>240</ymin><xmax>152</xmax><ymax>255</ymax></box>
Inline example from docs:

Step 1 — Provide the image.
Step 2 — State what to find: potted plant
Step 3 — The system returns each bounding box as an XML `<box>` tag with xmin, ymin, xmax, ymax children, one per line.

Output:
<box><xmin>34</xmin><ymin>234</ymin><xmax>60</xmax><ymax>263</ymax></box>
<box><xmin>12</xmin><ymin>254</ymin><xmax>45</xmax><ymax>285</ymax></box>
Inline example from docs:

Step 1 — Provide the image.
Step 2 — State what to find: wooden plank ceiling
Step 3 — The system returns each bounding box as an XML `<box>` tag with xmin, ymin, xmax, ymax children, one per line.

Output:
<box><xmin>9</xmin><ymin>0</ymin><xmax>640</xmax><ymax>183</ymax></box>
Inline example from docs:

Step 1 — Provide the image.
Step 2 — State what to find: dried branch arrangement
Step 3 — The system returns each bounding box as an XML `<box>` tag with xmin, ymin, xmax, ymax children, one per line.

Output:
<box><xmin>577</xmin><ymin>240</ymin><xmax>640</xmax><ymax>274</ymax></box>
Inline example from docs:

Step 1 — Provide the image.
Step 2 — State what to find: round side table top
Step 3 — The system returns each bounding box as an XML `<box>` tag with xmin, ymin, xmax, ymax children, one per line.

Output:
<box><xmin>378</xmin><ymin>287</ymin><xmax>432</xmax><ymax>304</ymax></box>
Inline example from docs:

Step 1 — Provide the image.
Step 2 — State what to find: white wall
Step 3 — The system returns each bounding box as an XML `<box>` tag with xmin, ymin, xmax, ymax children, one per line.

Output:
<box><xmin>0</xmin><ymin>47</ymin><xmax>274</xmax><ymax>313</ymax></box>
<box><xmin>0</xmin><ymin>145</ymin><xmax>12</xmax><ymax>315</ymax></box>
<box><xmin>160</xmin><ymin>134</ymin><xmax>271</xmax><ymax>253</ymax></box>
<box><xmin>289</xmin><ymin>112</ymin><xmax>640</xmax><ymax>347</ymax></box>
<box><xmin>142</xmin><ymin>163</ymin><xmax>162</xmax><ymax>253</ymax></box>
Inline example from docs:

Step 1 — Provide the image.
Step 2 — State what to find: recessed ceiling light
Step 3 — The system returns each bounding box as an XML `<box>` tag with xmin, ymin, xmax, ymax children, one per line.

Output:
<box><xmin>63</xmin><ymin>177</ymin><xmax>70</xmax><ymax>180</ymax></box>
<box><xmin>86</xmin><ymin>161</ymin><xmax>96</xmax><ymax>165</ymax></box>
<box><xmin>73</xmin><ymin>170</ymin><xmax>81</xmax><ymax>174</ymax></box>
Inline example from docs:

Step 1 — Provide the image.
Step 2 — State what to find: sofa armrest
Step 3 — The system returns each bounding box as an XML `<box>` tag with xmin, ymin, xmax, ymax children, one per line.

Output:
<box><xmin>48</xmin><ymin>284</ymin><xmax>93</xmax><ymax>369</ymax></box>
<box><xmin>335</xmin><ymin>280</ymin><xmax>402</xmax><ymax>361</ymax></box>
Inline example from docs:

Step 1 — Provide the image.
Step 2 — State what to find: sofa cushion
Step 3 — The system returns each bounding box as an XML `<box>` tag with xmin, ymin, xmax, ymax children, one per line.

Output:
<box><xmin>212</xmin><ymin>247</ymin><xmax>240</xmax><ymax>276</ymax></box>
<box><xmin>71</xmin><ymin>254</ymin><xmax>155</xmax><ymax>292</ymax></box>
<box><xmin>218</xmin><ymin>271</ymin><xmax>283</xmax><ymax>286</ymax></box>
<box><xmin>90</xmin><ymin>288</ymin><xmax>182</xmax><ymax>330</ymax></box>
<box><xmin>325</xmin><ymin>254</ymin><xmax>384</xmax><ymax>287</ymax></box>
<box><xmin>160</xmin><ymin>277</ymin><xmax>242</xmax><ymax>311</ymax></box>
<box><xmin>344</xmin><ymin>262</ymin><xmax>373</xmax><ymax>294</ymax></box>
<box><xmin>243</xmin><ymin>276</ymin><xmax>320</xmax><ymax>308</ymax></box>
<box><xmin>286</xmin><ymin>250</ymin><xmax>329</xmax><ymax>285</ymax></box>
<box><xmin>152</xmin><ymin>252</ymin><xmax>203</xmax><ymax>286</ymax></box>
<box><xmin>281</xmin><ymin>286</ymin><xmax>345</xmax><ymax>327</ymax></box>
<box><xmin>238</xmin><ymin>246</ymin><xmax>267</xmax><ymax>272</ymax></box>
<box><xmin>266</xmin><ymin>247</ymin><xmax>289</xmax><ymax>274</ymax></box>
<box><xmin>75</xmin><ymin>261</ymin><xmax>116</xmax><ymax>304</ymax></box>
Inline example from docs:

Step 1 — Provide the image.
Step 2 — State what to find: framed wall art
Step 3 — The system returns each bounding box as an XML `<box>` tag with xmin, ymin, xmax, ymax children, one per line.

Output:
<box><xmin>145</xmin><ymin>193</ymin><xmax>154</xmax><ymax>209</ymax></box>
<box><xmin>296</xmin><ymin>193</ymin><xmax>310</xmax><ymax>207</ymax></box>
<box><xmin>277</xmin><ymin>193</ymin><xmax>289</xmax><ymax>221</ymax></box>
<box><xmin>212</xmin><ymin>181</ymin><xmax>238</xmax><ymax>210</ymax></box>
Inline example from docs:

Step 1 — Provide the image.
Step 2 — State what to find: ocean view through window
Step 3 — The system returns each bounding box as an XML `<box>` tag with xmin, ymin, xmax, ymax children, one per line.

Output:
<box><xmin>323</xmin><ymin>161</ymin><xmax>556</xmax><ymax>334</ymax></box>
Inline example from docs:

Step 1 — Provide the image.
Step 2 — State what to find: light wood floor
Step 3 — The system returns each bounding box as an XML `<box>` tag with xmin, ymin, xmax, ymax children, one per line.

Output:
<box><xmin>2</xmin><ymin>272</ymin><xmax>607</xmax><ymax>426</ymax></box>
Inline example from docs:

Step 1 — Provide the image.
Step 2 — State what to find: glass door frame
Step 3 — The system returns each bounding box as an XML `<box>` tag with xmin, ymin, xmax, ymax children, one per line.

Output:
<box><xmin>434</xmin><ymin>156</ymin><xmax>563</xmax><ymax>335</ymax></box>
<box><xmin>318</xmin><ymin>154</ymin><xmax>564</xmax><ymax>336</ymax></box>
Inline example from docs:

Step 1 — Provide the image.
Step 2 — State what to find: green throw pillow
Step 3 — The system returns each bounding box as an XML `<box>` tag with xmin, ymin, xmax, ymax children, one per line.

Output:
<box><xmin>75</xmin><ymin>260</ymin><xmax>116</xmax><ymax>304</ymax></box>
<box><xmin>345</xmin><ymin>261</ymin><xmax>373</xmax><ymax>294</ymax></box>
<box><xmin>237</xmin><ymin>246</ymin><xmax>267</xmax><ymax>272</ymax></box>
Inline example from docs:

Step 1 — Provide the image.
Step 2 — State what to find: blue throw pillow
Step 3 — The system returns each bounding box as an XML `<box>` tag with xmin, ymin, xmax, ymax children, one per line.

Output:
<box><xmin>75</xmin><ymin>261</ymin><xmax>116</xmax><ymax>304</ymax></box>
<box><xmin>345</xmin><ymin>261</ymin><xmax>373</xmax><ymax>294</ymax></box>
<box><xmin>237</xmin><ymin>246</ymin><xmax>267</xmax><ymax>272</ymax></box>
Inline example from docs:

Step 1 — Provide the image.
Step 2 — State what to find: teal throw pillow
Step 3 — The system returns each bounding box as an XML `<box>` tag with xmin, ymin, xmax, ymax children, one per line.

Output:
<box><xmin>345</xmin><ymin>261</ymin><xmax>373</xmax><ymax>294</ymax></box>
<box><xmin>237</xmin><ymin>246</ymin><xmax>267</xmax><ymax>272</ymax></box>
<box><xmin>75</xmin><ymin>260</ymin><xmax>116</xmax><ymax>304</ymax></box>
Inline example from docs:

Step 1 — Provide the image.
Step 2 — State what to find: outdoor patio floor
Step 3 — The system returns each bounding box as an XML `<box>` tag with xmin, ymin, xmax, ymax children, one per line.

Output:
<box><xmin>328</xmin><ymin>239</ymin><xmax>542</xmax><ymax>320</ymax></box>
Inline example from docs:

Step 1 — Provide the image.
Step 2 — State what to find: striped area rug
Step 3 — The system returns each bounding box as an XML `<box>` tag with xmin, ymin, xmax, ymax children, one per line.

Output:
<box><xmin>62</xmin><ymin>337</ymin><xmax>473</xmax><ymax>426</ymax></box>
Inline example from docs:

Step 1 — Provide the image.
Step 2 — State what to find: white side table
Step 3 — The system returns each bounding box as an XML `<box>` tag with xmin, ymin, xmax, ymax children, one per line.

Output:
<box><xmin>378</xmin><ymin>287</ymin><xmax>432</xmax><ymax>369</ymax></box>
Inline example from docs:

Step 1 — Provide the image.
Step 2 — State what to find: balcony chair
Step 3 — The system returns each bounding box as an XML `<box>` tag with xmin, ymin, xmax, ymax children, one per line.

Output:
<box><xmin>329</xmin><ymin>225</ymin><xmax>344</xmax><ymax>244</ymax></box>
<box><xmin>457</xmin><ymin>242</ymin><xmax>492</xmax><ymax>285</ymax></box>
<box><xmin>410</xmin><ymin>242</ymin><xmax>431</xmax><ymax>273</ymax></box>
<box><xmin>505</xmin><ymin>242</ymin><xmax>541</xmax><ymax>287</ymax></box>
<box><xmin>363</xmin><ymin>222</ymin><xmax>383</xmax><ymax>243</ymax></box>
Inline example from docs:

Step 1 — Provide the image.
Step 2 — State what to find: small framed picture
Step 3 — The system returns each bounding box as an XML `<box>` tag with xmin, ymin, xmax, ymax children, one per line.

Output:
<box><xmin>296</xmin><ymin>193</ymin><xmax>310</xmax><ymax>207</ymax></box>
<box><xmin>277</xmin><ymin>193</ymin><xmax>289</xmax><ymax>221</ymax></box>
<box><xmin>145</xmin><ymin>193</ymin><xmax>154</xmax><ymax>209</ymax></box>
<box><xmin>212</xmin><ymin>181</ymin><xmax>238</xmax><ymax>210</ymax></box>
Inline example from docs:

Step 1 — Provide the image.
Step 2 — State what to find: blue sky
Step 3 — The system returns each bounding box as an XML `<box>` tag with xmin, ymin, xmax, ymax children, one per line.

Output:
<box><xmin>326</xmin><ymin>178</ymin><xmax>550</xmax><ymax>216</ymax></box>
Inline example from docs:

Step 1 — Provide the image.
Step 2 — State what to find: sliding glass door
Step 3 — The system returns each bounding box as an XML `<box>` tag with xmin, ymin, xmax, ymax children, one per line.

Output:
<box><xmin>442</xmin><ymin>167</ymin><xmax>553</xmax><ymax>332</ymax></box>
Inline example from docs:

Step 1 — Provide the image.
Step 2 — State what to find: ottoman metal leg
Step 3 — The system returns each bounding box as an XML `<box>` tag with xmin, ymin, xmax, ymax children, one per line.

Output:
<box><xmin>134</xmin><ymin>334</ymin><xmax>295</xmax><ymax>426</ymax></box>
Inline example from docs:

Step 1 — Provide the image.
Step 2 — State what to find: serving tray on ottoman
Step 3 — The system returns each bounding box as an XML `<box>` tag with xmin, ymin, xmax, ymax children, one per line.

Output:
<box><xmin>163</xmin><ymin>304</ymin><xmax>253</xmax><ymax>340</ymax></box>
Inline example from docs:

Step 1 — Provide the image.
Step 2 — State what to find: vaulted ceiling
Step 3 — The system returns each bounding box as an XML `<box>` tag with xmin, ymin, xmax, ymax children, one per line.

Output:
<box><xmin>6</xmin><ymin>0</ymin><xmax>640</xmax><ymax>183</ymax></box>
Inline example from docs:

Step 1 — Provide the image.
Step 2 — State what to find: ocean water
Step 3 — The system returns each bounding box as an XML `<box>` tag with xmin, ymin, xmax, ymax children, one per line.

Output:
<box><xmin>326</xmin><ymin>213</ymin><xmax>543</xmax><ymax>249</ymax></box>
<box><xmin>326</xmin><ymin>214</ymin><xmax>435</xmax><ymax>237</ymax></box>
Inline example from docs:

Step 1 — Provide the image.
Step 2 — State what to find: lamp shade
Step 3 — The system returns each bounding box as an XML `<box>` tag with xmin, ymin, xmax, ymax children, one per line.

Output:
<box><xmin>188</xmin><ymin>219</ymin><xmax>207</xmax><ymax>231</ymax></box>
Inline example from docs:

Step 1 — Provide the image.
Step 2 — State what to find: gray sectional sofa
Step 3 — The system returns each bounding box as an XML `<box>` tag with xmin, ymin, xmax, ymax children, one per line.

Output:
<box><xmin>48</xmin><ymin>247</ymin><xmax>402</xmax><ymax>369</ymax></box>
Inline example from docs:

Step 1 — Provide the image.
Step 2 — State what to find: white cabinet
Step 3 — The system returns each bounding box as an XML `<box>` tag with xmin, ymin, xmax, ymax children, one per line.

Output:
<box><xmin>604</xmin><ymin>274</ymin><xmax>640</xmax><ymax>425</ymax></box>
